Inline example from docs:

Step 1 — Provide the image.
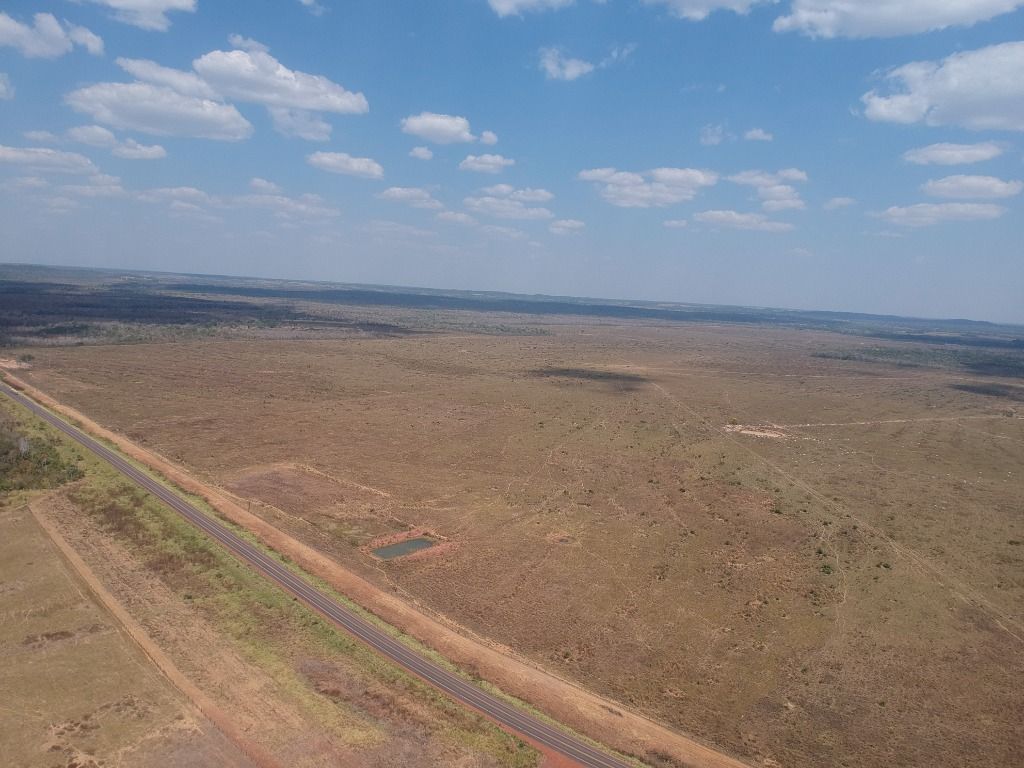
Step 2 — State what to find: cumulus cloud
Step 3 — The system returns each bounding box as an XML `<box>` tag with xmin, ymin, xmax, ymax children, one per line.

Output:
<box><xmin>775</xmin><ymin>1</ymin><xmax>1024</xmax><ymax>38</ymax></box>
<box><xmin>922</xmin><ymin>175</ymin><xmax>1023</xmax><ymax>199</ymax></box>
<box><xmin>409</xmin><ymin>146</ymin><xmax>433</xmax><ymax>160</ymax></box>
<box><xmin>23</xmin><ymin>130</ymin><xmax>60</xmax><ymax>143</ymax></box>
<box><xmin>481</xmin><ymin>185</ymin><xmax>554</xmax><ymax>202</ymax></box>
<box><xmin>65</xmin><ymin>123</ymin><xmax>167</xmax><ymax>159</ymax></box>
<box><xmin>112</xmin><ymin>140</ymin><xmax>165</xmax><ymax>159</ymax></box>
<box><xmin>67</xmin><ymin>124</ymin><xmax>118</xmax><ymax>147</ymax></box>
<box><xmin>0</xmin><ymin>145</ymin><xmax>98</xmax><ymax>174</ymax></box>
<box><xmin>902</xmin><ymin>142</ymin><xmax>1004</xmax><ymax>166</ymax></box>
<box><xmin>193</xmin><ymin>47</ymin><xmax>367</xmax><ymax>114</ymax></box>
<box><xmin>232</xmin><ymin>192</ymin><xmax>338</xmax><ymax>220</ymax></box>
<box><xmin>0</xmin><ymin>12</ymin><xmax>103</xmax><ymax>58</ymax></box>
<box><xmin>250</xmin><ymin>177</ymin><xmax>281</xmax><ymax>194</ymax></box>
<box><xmin>823</xmin><ymin>196</ymin><xmax>855</xmax><ymax>210</ymax></box>
<box><xmin>66</xmin><ymin>82</ymin><xmax>254</xmax><ymax>140</ymax></box>
<box><xmin>268</xmin><ymin>108</ymin><xmax>332</xmax><ymax>140</ymax></box>
<box><xmin>694</xmin><ymin>209</ymin><xmax>794</xmax><ymax>232</ymax></box>
<box><xmin>488</xmin><ymin>0</ymin><xmax>574</xmax><ymax>17</ymax></box>
<box><xmin>437</xmin><ymin>211</ymin><xmax>477</xmax><ymax>225</ymax></box>
<box><xmin>480</xmin><ymin>130</ymin><xmax>499</xmax><ymax>145</ymax></box>
<box><xmin>876</xmin><ymin>202</ymin><xmax>1006</xmax><ymax>227</ymax></box>
<box><xmin>0</xmin><ymin>73</ymin><xmax>13</xmax><ymax>100</ymax></box>
<box><xmin>401</xmin><ymin>112</ymin><xmax>480</xmax><ymax>144</ymax></box>
<box><xmin>378</xmin><ymin>186</ymin><xmax>443</xmax><ymax>209</ymax></box>
<box><xmin>464</xmin><ymin>194</ymin><xmax>553</xmax><ymax>220</ymax></box>
<box><xmin>298</xmin><ymin>0</ymin><xmax>327</xmax><ymax>16</ymax></box>
<box><xmin>307</xmin><ymin>151</ymin><xmax>383</xmax><ymax>178</ymax></box>
<box><xmin>459</xmin><ymin>154</ymin><xmax>515</xmax><ymax>173</ymax></box>
<box><xmin>539</xmin><ymin>48</ymin><xmax>595</xmax><ymax>81</ymax></box>
<box><xmin>550</xmin><ymin>218</ymin><xmax>585</xmax><ymax>234</ymax></box>
<box><xmin>728</xmin><ymin>168</ymin><xmax>808</xmax><ymax>211</ymax></box>
<box><xmin>579</xmin><ymin>166</ymin><xmax>718</xmax><ymax>208</ymax></box>
<box><xmin>82</xmin><ymin>1</ymin><xmax>196</xmax><ymax>31</ymax></box>
<box><xmin>117</xmin><ymin>57</ymin><xmax>218</xmax><ymax>99</ymax></box>
<box><xmin>61</xmin><ymin>173</ymin><xmax>125</xmax><ymax>198</ymax></box>
<box><xmin>861</xmin><ymin>42</ymin><xmax>1024</xmax><ymax>132</ymax></box>
<box><xmin>642</xmin><ymin>0</ymin><xmax>770</xmax><ymax>21</ymax></box>
<box><xmin>700</xmin><ymin>123</ymin><xmax>727</xmax><ymax>146</ymax></box>
<box><xmin>744</xmin><ymin>128</ymin><xmax>773</xmax><ymax>141</ymax></box>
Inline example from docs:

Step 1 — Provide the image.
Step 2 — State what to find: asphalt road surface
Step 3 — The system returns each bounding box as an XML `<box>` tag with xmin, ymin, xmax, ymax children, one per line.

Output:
<box><xmin>1</xmin><ymin>382</ymin><xmax>636</xmax><ymax>768</ymax></box>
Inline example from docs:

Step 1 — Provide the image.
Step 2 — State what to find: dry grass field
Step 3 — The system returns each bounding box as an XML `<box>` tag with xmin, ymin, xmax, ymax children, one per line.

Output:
<box><xmin>12</xmin><ymin>298</ymin><xmax>1023</xmax><ymax>768</ymax></box>
<box><xmin>0</xmin><ymin>505</ymin><xmax>255</xmax><ymax>768</ymax></box>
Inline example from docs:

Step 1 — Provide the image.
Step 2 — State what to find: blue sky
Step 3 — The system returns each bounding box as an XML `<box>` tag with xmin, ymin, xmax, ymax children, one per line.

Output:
<box><xmin>1</xmin><ymin>1</ymin><xmax>1022</xmax><ymax>322</ymax></box>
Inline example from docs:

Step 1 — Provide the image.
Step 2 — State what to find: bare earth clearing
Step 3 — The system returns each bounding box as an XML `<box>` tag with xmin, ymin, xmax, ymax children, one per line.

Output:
<box><xmin>14</xmin><ymin>317</ymin><xmax>1024</xmax><ymax>767</ymax></box>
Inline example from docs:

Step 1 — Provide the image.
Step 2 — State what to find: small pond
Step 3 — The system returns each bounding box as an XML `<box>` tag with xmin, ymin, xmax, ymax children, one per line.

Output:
<box><xmin>372</xmin><ymin>536</ymin><xmax>436</xmax><ymax>560</ymax></box>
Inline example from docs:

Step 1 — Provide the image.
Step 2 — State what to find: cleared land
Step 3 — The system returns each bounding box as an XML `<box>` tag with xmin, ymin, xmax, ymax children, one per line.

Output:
<box><xmin>1</xmin><ymin>386</ymin><xmax>542</xmax><ymax>768</ymax></box>
<box><xmin>3</xmin><ymin>266</ymin><xmax>1024</xmax><ymax>767</ymax></box>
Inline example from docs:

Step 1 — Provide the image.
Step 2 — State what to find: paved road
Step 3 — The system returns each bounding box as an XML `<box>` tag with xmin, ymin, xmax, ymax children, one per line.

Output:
<box><xmin>1</xmin><ymin>382</ymin><xmax>636</xmax><ymax>768</ymax></box>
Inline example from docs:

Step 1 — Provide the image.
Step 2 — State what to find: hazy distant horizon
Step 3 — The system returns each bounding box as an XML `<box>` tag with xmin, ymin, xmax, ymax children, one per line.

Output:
<box><xmin>5</xmin><ymin>259</ymin><xmax>1021</xmax><ymax>329</ymax></box>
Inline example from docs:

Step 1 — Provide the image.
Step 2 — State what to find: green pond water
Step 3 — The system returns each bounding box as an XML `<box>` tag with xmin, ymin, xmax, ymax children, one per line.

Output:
<box><xmin>373</xmin><ymin>537</ymin><xmax>435</xmax><ymax>559</ymax></box>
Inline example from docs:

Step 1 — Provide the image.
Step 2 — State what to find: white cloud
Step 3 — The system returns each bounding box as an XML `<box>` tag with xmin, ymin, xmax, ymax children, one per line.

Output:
<box><xmin>775</xmin><ymin>1</ymin><xmax>1024</xmax><ymax>38</ymax></box>
<box><xmin>378</xmin><ymin>186</ymin><xmax>443</xmax><ymax>209</ymax></box>
<box><xmin>117</xmin><ymin>57</ymin><xmax>219</xmax><ymax>99</ymax></box>
<box><xmin>695</xmin><ymin>209</ymin><xmax>795</xmax><ymax>232</ymax></box>
<box><xmin>82</xmin><ymin>1</ymin><xmax>196</xmax><ymax>31</ymax></box>
<box><xmin>111</xmin><ymin>139</ymin><xmax>164</xmax><ymax>160</ymax></box>
<box><xmin>550</xmin><ymin>218</ymin><xmax>585</xmax><ymax>234</ymax></box>
<box><xmin>922</xmin><ymin>175</ymin><xmax>1023</xmax><ymax>199</ymax></box>
<box><xmin>138</xmin><ymin>186</ymin><xmax>211</xmax><ymax>204</ymax></box>
<box><xmin>66</xmin><ymin>82</ymin><xmax>254</xmax><ymax>140</ymax></box>
<box><xmin>480</xmin><ymin>130</ymin><xmax>499</xmax><ymax>145</ymax></box>
<box><xmin>67</xmin><ymin>25</ymin><xmax>104</xmax><ymax>55</ymax></box>
<box><xmin>488</xmin><ymin>0</ymin><xmax>574</xmax><ymax>17</ymax></box>
<box><xmin>0</xmin><ymin>145</ymin><xmax>98</xmax><ymax>174</ymax></box>
<box><xmin>823</xmin><ymin>196</ymin><xmax>855</xmax><ymax>210</ymax></box>
<box><xmin>512</xmin><ymin>187</ymin><xmax>554</xmax><ymax>202</ymax></box>
<box><xmin>642</xmin><ymin>0</ymin><xmax>770</xmax><ymax>21</ymax></box>
<box><xmin>902</xmin><ymin>142</ymin><xmax>1004</xmax><ymax>166</ymax></box>
<box><xmin>193</xmin><ymin>48</ymin><xmax>368</xmax><ymax>113</ymax></box>
<box><xmin>307</xmin><ymin>151</ymin><xmax>383</xmax><ymax>178</ymax></box>
<box><xmin>663</xmin><ymin>219</ymin><xmax>689</xmax><ymax>228</ymax></box>
<box><xmin>464</xmin><ymin>195</ymin><xmax>553</xmax><ymax>220</ymax></box>
<box><xmin>268</xmin><ymin>108</ymin><xmax>332</xmax><ymax>140</ymax></box>
<box><xmin>539</xmin><ymin>48</ymin><xmax>595</xmax><ymax>81</ymax></box>
<box><xmin>0</xmin><ymin>73</ymin><xmax>13</xmax><ymax>100</ymax></box>
<box><xmin>250</xmin><ymin>178</ymin><xmax>281</xmax><ymax>194</ymax></box>
<box><xmin>67</xmin><ymin>124</ymin><xmax>118</xmax><ymax>147</ymax></box>
<box><xmin>700</xmin><ymin>123</ymin><xmax>727</xmax><ymax>146</ymax></box>
<box><xmin>0</xmin><ymin>13</ymin><xmax>103</xmax><ymax>58</ymax></box>
<box><xmin>479</xmin><ymin>224</ymin><xmax>528</xmax><ymax>239</ymax></box>
<box><xmin>862</xmin><ymin>42</ymin><xmax>1024</xmax><ymax>132</ymax></box>
<box><xmin>24</xmin><ymin>131</ymin><xmax>59</xmax><ymax>143</ymax></box>
<box><xmin>579</xmin><ymin>166</ymin><xmax>718</xmax><ymax>208</ymax></box>
<box><xmin>728</xmin><ymin>168</ymin><xmax>808</xmax><ymax>211</ymax></box>
<box><xmin>227</xmin><ymin>34</ymin><xmax>268</xmax><ymax>53</ymax></box>
<box><xmin>744</xmin><ymin>127</ymin><xmax>773</xmax><ymax>141</ymax></box>
<box><xmin>409</xmin><ymin>146</ymin><xmax>433</xmax><ymax>160</ymax></box>
<box><xmin>61</xmin><ymin>173</ymin><xmax>125</xmax><ymax>198</ymax></box>
<box><xmin>66</xmin><ymin>124</ymin><xmax>166</xmax><ymax>159</ymax></box>
<box><xmin>437</xmin><ymin>211</ymin><xmax>477</xmax><ymax>225</ymax></box>
<box><xmin>876</xmin><ymin>202</ymin><xmax>1006</xmax><ymax>227</ymax></box>
<box><xmin>298</xmin><ymin>0</ymin><xmax>327</xmax><ymax>16</ymax></box>
<box><xmin>460</xmin><ymin>154</ymin><xmax>515</xmax><ymax>173</ymax></box>
<box><xmin>401</xmin><ymin>112</ymin><xmax>479</xmax><ymax>144</ymax></box>
<box><xmin>232</xmin><ymin>192</ymin><xmax>338</xmax><ymax>220</ymax></box>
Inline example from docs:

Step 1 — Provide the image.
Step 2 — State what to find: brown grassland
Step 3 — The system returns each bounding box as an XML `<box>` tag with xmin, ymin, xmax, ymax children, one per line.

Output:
<box><xmin>10</xmin><ymin>300</ymin><xmax>1024</xmax><ymax>767</ymax></box>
